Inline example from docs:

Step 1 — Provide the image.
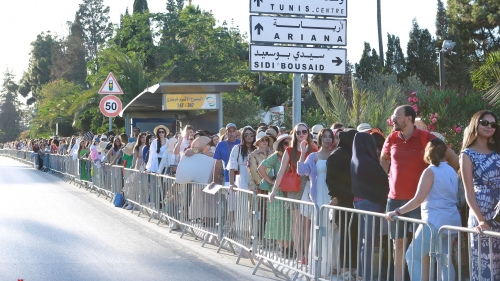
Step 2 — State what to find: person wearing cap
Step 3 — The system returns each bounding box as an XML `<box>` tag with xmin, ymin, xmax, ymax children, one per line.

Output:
<box><xmin>258</xmin><ymin>133</ymin><xmax>292</xmax><ymax>256</ymax></box>
<box><xmin>248</xmin><ymin>131</ymin><xmax>273</xmax><ymax>193</ymax></box>
<box><xmin>311</xmin><ymin>124</ymin><xmax>324</xmax><ymax>144</ymax></box>
<box><xmin>129</xmin><ymin>127</ymin><xmax>140</xmax><ymax>143</ymax></box>
<box><xmin>357</xmin><ymin>123</ymin><xmax>372</xmax><ymax>132</ymax></box>
<box><xmin>209</xmin><ymin>123</ymin><xmax>241</xmax><ymax>188</ymax></box>
<box><xmin>146</xmin><ymin>125</ymin><xmax>169</xmax><ymax>173</ymax></box>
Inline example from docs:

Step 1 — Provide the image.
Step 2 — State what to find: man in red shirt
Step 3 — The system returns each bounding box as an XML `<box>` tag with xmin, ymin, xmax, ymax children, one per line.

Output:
<box><xmin>380</xmin><ymin>105</ymin><xmax>458</xmax><ymax>281</ymax></box>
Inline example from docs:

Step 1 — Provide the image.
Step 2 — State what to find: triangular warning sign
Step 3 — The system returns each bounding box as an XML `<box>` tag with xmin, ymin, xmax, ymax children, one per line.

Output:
<box><xmin>98</xmin><ymin>72</ymin><xmax>123</xmax><ymax>94</ymax></box>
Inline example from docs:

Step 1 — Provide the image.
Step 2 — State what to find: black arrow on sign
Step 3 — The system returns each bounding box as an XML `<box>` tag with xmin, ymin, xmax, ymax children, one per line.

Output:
<box><xmin>254</xmin><ymin>0</ymin><xmax>263</xmax><ymax>7</ymax></box>
<box><xmin>332</xmin><ymin>57</ymin><xmax>343</xmax><ymax>66</ymax></box>
<box><xmin>254</xmin><ymin>23</ymin><xmax>264</xmax><ymax>35</ymax></box>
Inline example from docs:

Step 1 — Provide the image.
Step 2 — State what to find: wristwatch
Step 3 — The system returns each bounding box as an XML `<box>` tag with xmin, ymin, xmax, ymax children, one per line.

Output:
<box><xmin>193</xmin><ymin>148</ymin><xmax>199</xmax><ymax>153</ymax></box>
<box><xmin>394</xmin><ymin>208</ymin><xmax>402</xmax><ymax>216</ymax></box>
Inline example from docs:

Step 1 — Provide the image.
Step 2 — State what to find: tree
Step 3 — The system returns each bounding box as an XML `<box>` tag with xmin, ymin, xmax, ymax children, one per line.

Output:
<box><xmin>76</xmin><ymin>0</ymin><xmax>113</xmax><ymax>72</ymax></box>
<box><xmin>223</xmin><ymin>90</ymin><xmax>262</xmax><ymax>128</ymax></box>
<box><xmin>383</xmin><ymin>33</ymin><xmax>406</xmax><ymax>81</ymax></box>
<box><xmin>0</xmin><ymin>70</ymin><xmax>21</xmax><ymax>142</ymax></box>
<box><xmin>18</xmin><ymin>32</ymin><xmax>58</xmax><ymax>104</ymax></box>
<box><xmin>156</xmin><ymin>5</ymin><xmax>248</xmax><ymax>82</ymax></box>
<box><xmin>472</xmin><ymin>50</ymin><xmax>500</xmax><ymax>105</ymax></box>
<box><xmin>447</xmin><ymin>0</ymin><xmax>500</xmax><ymax>63</ymax></box>
<box><xmin>355</xmin><ymin>42</ymin><xmax>382</xmax><ymax>82</ymax></box>
<box><xmin>406</xmin><ymin>19</ymin><xmax>438</xmax><ymax>86</ymax></box>
<box><xmin>255</xmin><ymin>83</ymin><xmax>291</xmax><ymax>110</ymax></box>
<box><xmin>435</xmin><ymin>0</ymin><xmax>448</xmax><ymax>45</ymax></box>
<box><xmin>50</xmin><ymin>16</ymin><xmax>87</xmax><ymax>85</ymax></box>
<box><xmin>133</xmin><ymin>0</ymin><xmax>149</xmax><ymax>13</ymax></box>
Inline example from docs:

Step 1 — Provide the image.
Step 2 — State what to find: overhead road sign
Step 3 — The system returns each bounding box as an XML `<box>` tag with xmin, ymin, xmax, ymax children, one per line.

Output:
<box><xmin>100</xmin><ymin>95</ymin><xmax>122</xmax><ymax>118</ymax></box>
<box><xmin>250</xmin><ymin>16</ymin><xmax>346</xmax><ymax>46</ymax></box>
<box><xmin>98</xmin><ymin>72</ymin><xmax>123</xmax><ymax>95</ymax></box>
<box><xmin>250</xmin><ymin>0</ymin><xmax>347</xmax><ymax>17</ymax></box>
<box><xmin>250</xmin><ymin>45</ymin><xmax>346</xmax><ymax>75</ymax></box>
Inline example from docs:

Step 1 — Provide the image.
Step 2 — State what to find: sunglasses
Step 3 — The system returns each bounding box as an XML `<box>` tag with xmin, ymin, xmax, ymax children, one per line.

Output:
<box><xmin>244</xmin><ymin>133</ymin><xmax>255</xmax><ymax>138</ymax></box>
<box><xmin>158</xmin><ymin>131</ymin><xmax>166</xmax><ymax>134</ymax></box>
<box><xmin>295</xmin><ymin>129</ymin><xmax>308</xmax><ymax>136</ymax></box>
<box><xmin>283</xmin><ymin>141</ymin><xmax>290</xmax><ymax>146</ymax></box>
<box><xmin>260</xmin><ymin>137</ymin><xmax>269</xmax><ymax>142</ymax></box>
<box><xmin>189</xmin><ymin>138</ymin><xmax>194</xmax><ymax>140</ymax></box>
<box><xmin>479</xmin><ymin>120</ymin><xmax>498</xmax><ymax>129</ymax></box>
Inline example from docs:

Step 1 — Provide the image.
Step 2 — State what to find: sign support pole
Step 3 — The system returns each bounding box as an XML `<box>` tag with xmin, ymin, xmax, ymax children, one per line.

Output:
<box><xmin>109</xmin><ymin>117</ymin><xmax>112</xmax><ymax>132</ymax></box>
<box><xmin>292</xmin><ymin>73</ymin><xmax>301</xmax><ymax>126</ymax></box>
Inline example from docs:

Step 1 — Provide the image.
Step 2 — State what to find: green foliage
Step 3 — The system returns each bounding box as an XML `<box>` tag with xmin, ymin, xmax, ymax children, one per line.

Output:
<box><xmin>355</xmin><ymin>42</ymin><xmax>382</xmax><ymax>82</ymax></box>
<box><xmin>312</xmin><ymin>77</ymin><xmax>401</xmax><ymax>134</ymax></box>
<box><xmin>18</xmin><ymin>32</ymin><xmax>59</xmax><ymax>104</ymax></box>
<box><xmin>406</xmin><ymin>19</ymin><xmax>438</xmax><ymax>86</ymax></box>
<box><xmin>0</xmin><ymin>70</ymin><xmax>21</xmax><ymax>142</ymax></box>
<box><xmin>447</xmin><ymin>0</ymin><xmax>500</xmax><ymax>63</ymax></box>
<box><xmin>76</xmin><ymin>0</ymin><xmax>113</xmax><ymax>72</ymax></box>
<box><xmin>30</xmin><ymin>79</ymin><xmax>82</xmax><ymax>137</ymax></box>
<box><xmin>156</xmin><ymin>5</ymin><xmax>248</xmax><ymax>83</ymax></box>
<box><xmin>383</xmin><ymin>34</ymin><xmax>406</xmax><ymax>81</ymax></box>
<box><xmin>133</xmin><ymin>0</ymin><xmax>149</xmax><ymax>13</ymax></box>
<box><xmin>222</xmin><ymin>90</ymin><xmax>262</xmax><ymax>128</ymax></box>
<box><xmin>472</xmin><ymin>50</ymin><xmax>500</xmax><ymax>105</ymax></box>
<box><xmin>416</xmin><ymin>89</ymin><xmax>496</xmax><ymax>153</ymax></box>
<box><xmin>255</xmin><ymin>83</ymin><xmax>291</xmax><ymax>110</ymax></box>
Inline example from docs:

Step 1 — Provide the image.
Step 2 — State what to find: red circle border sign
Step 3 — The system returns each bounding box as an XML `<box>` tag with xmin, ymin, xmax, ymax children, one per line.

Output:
<box><xmin>99</xmin><ymin>95</ymin><xmax>122</xmax><ymax>118</ymax></box>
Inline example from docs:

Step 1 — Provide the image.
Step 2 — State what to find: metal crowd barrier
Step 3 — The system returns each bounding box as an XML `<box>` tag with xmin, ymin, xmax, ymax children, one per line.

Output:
<box><xmin>438</xmin><ymin>225</ymin><xmax>500</xmax><ymax>281</ymax></box>
<box><xmin>3</xmin><ymin>149</ymin><xmax>486</xmax><ymax>281</ymax></box>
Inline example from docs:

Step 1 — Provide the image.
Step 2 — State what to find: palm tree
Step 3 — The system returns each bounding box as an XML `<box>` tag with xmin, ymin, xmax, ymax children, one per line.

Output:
<box><xmin>471</xmin><ymin>50</ymin><xmax>500</xmax><ymax>105</ymax></box>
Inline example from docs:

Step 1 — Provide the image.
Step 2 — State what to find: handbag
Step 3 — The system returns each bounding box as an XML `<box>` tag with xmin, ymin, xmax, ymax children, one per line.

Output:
<box><xmin>280</xmin><ymin>168</ymin><xmax>300</xmax><ymax>192</ymax></box>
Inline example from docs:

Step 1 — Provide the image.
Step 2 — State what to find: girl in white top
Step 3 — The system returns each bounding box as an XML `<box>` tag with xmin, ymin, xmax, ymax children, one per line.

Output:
<box><xmin>386</xmin><ymin>138</ymin><xmax>461</xmax><ymax>281</ymax></box>
<box><xmin>146</xmin><ymin>125</ymin><xmax>169</xmax><ymax>173</ymax></box>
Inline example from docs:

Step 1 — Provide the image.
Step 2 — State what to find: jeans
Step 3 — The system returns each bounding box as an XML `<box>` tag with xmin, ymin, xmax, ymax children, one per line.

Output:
<box><xmin>386</xmin><ymin>198</ymin><xmax>421</xmax><ymax>239</ymax></box>
<box><xmin>354</xmin><ymin>199</ymin><xmax>384</xmax><ymax>280</ymax></box>
<box><xmin>406</xmin><ymin>223</ymin><xmax>456</xmax><ymax>281</ymax></box>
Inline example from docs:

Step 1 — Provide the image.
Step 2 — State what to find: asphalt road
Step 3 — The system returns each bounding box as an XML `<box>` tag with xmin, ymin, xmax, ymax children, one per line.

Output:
<box><xmin>0</xmin><ymin>157</ymin><xmax>280</xmax><ymax>281</ymax></box>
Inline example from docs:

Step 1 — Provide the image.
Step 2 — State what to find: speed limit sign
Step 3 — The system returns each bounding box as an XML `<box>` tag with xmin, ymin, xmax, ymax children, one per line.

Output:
<box><xmin>99</xmin><ymin>95</ymin><xmax>122</xmax><ymax>117</ymax></box>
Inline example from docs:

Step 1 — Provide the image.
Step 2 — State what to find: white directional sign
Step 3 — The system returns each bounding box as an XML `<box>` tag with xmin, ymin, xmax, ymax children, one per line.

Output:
<box><xmin>250</xmin><ymin>16</ymin><xmax>346</xmax><ymax>46</ymax></box>
<box><xmin>250</xmin><ymin>45</ymin><xmax>346</xmax><ymax>74</ymax></box>
<box><xmin>250</xmin><ymin>0</ymin><xmax>347</xmax><ymax>17</ymax></box>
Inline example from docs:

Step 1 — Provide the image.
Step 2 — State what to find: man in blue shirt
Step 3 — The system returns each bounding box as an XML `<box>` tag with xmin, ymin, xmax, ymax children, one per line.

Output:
<box><xmin>209</xmin><ymin>123</ymin><xmax>240</xmax><ymax>236</ymax></box>
<box><xmin>209</xmin><ymin>123</ymin><xmax>240</xmax><ymax>187</ymax></box>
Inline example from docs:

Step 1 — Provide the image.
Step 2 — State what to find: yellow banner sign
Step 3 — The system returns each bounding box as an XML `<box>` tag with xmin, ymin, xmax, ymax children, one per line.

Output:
<box><xmin>162</xmin><ymin>94</ymin><xmax>218</xmax><ymax>110</ymax></box>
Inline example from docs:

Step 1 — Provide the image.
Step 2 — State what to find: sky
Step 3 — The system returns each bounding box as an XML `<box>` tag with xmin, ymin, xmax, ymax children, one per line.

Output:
<box><xmin>0</xmin><ymin>0</ymin><xmax>443</xmax><ymax>82</ymax></box>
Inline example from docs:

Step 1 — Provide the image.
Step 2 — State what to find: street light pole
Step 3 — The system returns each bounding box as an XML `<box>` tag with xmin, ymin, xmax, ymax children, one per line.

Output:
<box><xmin>438</xmin><ymin>40</ymin><xmax>456</xmax><ymax>91</ymax></box>
<box><xmin>439</xmin><ymin>50</ymin><xmax>445</xmax><ymax>90</ymax></box>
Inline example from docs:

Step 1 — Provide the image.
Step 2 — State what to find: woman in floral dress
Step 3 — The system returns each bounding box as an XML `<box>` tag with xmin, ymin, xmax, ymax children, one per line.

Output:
<box><xmin>460</xmin><ymin>110</ymin><xmax>500</xmax><ymax>281</ymax></box>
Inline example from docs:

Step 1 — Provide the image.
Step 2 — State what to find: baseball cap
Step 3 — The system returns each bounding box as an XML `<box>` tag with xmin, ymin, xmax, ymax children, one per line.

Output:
<box><xmin>357</xmin><ymin>123</ymin><xmax>372</xmax><ymax>132</ymax></box>
<box><xmin>226</xmin><ymin>123</ymin><xmax>237</xmax><ymax>130</ymax></box>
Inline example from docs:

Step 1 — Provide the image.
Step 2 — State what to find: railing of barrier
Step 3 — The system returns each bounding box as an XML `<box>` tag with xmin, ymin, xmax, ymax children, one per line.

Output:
<box><xmin>3</xmin><ymin>149</ymin><xmax>488</xmax><ymax>281</ymax></box>
<box><xmin>438</xmin><ymin>225</ymin><xmax>500</xmax><ymax>281</ymax></box>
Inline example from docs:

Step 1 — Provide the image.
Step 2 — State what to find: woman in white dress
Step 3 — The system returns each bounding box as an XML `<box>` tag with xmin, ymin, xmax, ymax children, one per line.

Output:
<box><xmin>297</xmin><ymin>128</ymin><xmax>337</xmax><ymax>278</ymax></box>
<box><xmin>146</xmin><ymin>125</ymin><xmax>169</xmax><ymax>173</ymax></box>
<box><xmin>227</xmin><ymin>126</ymin><xmax>256</xmax><ymax>238</ymax></box>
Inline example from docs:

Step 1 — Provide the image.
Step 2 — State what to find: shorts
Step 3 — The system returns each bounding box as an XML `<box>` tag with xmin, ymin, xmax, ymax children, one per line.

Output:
<box><xmin>386</xmin><ymin>198</ymin><xmax>421</xmax><ymax>240</ymax></box>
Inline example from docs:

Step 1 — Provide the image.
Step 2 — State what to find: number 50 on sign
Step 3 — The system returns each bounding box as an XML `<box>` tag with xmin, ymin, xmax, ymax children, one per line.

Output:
<box><xmin>100</xmin><ymin>95</ymin><xmax>122</xmax><ymax>118</ymax></box>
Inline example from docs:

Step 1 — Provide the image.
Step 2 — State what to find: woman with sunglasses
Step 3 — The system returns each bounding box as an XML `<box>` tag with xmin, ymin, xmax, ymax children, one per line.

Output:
<box><xmin>258</xmin><ymin>134</ymin><xmax>293</xmax><ymax>258</ymax></box>
<box><xmin>146</xmin><ymin>125</ymin><xmax>169</xmax><ymax>173</ymax></box>
<box><xmin>227</xmin><ymin>126</ymin><xmax>256</xmax><ymax>238</ymax></box>
<box><xmin>460</xmin><ymin>110</ymin><xmax>500</xmax><ymax>281</ymax></box>
<box><xmin>297</xmin><ymin>128</ymin><xmax>337</xmax><ymax>277</ymax></box>
<box><xmin>270</xmin><ymin>122</ymin><xmax>317</xmax><ymax>264</ymax></box>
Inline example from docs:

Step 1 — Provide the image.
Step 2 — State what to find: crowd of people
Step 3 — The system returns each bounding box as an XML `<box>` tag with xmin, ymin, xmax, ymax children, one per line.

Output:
<box><xmin>2</xmin><ymin>105</ymin><xmax>500</xmax><ymax>281</ymax></box>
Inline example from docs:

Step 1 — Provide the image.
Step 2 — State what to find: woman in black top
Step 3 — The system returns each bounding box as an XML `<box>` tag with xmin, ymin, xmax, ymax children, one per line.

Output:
<box><xmin>325</xmin><ymin>129</ymin><xmax>358</xmax><ymax>279</ymax></box>
<box><xmin>351</xmin><ymin>132</ymin><xmax>389</xmax><ymax>281</ymax></box>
